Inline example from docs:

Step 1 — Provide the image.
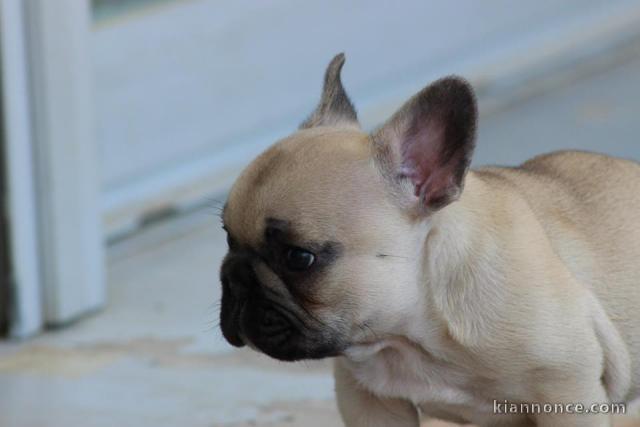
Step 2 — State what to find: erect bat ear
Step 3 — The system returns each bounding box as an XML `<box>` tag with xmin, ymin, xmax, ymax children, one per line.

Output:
<box><xmin>373</xmin><ymin>76</ymin><xmax>477</xmax><ymax>214</ymax></box>
<box><xmin>300</xmin><ymin>53</ymin><xmax>359</xmax><ymax>129</ymax></box>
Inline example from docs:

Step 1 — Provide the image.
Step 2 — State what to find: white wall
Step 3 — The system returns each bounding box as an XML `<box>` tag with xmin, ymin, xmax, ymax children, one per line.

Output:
<box><xmin>93</xmin><ymin>0</ymin><xmax>640</xmax><ymax>237</ymax></box>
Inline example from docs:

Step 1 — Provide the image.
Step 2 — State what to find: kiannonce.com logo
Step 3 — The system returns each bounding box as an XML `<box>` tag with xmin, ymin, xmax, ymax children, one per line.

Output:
<box><xmin>493</xmin><ymin>400</ymin><xmax>627</xmax><ymax>415</ymax></box>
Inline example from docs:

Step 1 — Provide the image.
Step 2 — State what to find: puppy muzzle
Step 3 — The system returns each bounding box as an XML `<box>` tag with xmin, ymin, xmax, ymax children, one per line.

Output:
<box><xmin>219</xmin><ymin>252</ymin><xmax>345</xmax><ymax>361</ymax></box>
<box><xmin>219</xmin><ymin>253</ymin><xmax>297</xmax><ymax>354</ymax></box>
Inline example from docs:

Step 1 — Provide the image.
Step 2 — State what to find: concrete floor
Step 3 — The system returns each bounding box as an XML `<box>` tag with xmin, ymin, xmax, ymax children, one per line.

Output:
<box><xmin>2</xmin><ymin>55</ymin><xmax>640</xmax><ymax>426</ymax></box>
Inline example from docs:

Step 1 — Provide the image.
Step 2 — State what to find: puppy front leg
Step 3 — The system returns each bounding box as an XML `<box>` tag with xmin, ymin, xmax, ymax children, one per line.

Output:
<box><xmin>334</xmin><ymin>358</ymin><xmax>420</xmax><ymax>427</ymax></box>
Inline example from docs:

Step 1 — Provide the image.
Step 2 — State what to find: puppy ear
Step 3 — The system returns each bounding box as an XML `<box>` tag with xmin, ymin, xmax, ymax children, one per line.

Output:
<box><xmin>373</xmin><ymin>77</ymin><xmax>477</xmax><ymax>213</ymax></box>
<box><xmin>300</xmin><ymin>53</ymin><xmax>359</xmax><ymax>129</ymax></box>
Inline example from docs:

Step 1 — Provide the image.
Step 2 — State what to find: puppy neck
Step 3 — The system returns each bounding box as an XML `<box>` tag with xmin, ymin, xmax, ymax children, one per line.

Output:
<box><xmin>424</xmin><ymin>172</ymin><xmax>488</xmax><ymax>281</ymax></box>
<box><xmin>414</xmin><ymin>172</ymin><xmax>510</xmax><ymax>347</ymax></box>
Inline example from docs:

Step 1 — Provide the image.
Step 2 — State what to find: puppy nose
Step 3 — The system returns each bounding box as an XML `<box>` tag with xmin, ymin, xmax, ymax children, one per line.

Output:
<box><xmin>220</xmin><ymin>272</ymin><xmax>248</xmax><ymax>300</ymax></box>
<box><xmin>220</xmin><ymin>253</ymin><xmax>257</xmax><ymax>298</ymax></box>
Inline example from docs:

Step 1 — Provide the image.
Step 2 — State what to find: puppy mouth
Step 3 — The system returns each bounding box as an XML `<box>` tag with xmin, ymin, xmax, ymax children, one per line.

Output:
<box><xmin>244</xmin><ymin>304</ymin><xmax>296</xmax><ymax>350</ymax></box>
<box><xmin>220</xmin><ymin>296</ymin><xmax>343</xmax><ymax>361</ymax></box>
<box><xmin>220</xmin><ymin>292</ymin><xmax>293</xmax><ymax>346</ymax></box>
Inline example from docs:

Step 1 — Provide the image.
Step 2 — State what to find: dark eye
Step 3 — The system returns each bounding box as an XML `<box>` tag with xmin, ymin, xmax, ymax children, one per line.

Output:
<box><xmin>285</xmin><ymin>247</ymin><xmax>315</xmax><ymax>271</ymax></box>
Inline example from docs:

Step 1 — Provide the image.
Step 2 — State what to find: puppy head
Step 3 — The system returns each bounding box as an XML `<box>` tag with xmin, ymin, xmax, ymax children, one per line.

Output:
<box><xmin>219</xmin><ymin>54</ymin><xmax>477</xmax><ymax>361</ymax></box>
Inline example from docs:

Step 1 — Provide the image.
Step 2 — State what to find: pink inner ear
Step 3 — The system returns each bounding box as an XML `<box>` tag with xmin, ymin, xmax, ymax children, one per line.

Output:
<box><xmin>399</xmin><ymin>119</ymin><xmax>455</xmax><ymax>207</ymax></box>
<box><xmin>381</xmin><ymin>77</ymin><xmax>476</xmax><ymax>211</ymax></box>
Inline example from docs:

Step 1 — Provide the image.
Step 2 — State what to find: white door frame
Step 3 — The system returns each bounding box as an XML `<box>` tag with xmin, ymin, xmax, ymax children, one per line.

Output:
<box><xmin>1</xmin><ymin>0</ymin><xmax>42</xmax><ymax>337</ymax></box>
<box><xmin>25</xmin><ymin>0</ymin><xmax>105</xmax><ymax>326</ymax></box>
<box><xmin>1</xmin><ymin>0</ymin><xmax>105</xmax><ymax>335</ymax></box>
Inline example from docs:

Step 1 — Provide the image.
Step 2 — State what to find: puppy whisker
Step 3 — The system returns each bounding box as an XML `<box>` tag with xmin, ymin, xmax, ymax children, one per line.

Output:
<box><xmin>204</xmin><ymin>196</ymin><xmax>227</xmax><ymax>221</ymax></box>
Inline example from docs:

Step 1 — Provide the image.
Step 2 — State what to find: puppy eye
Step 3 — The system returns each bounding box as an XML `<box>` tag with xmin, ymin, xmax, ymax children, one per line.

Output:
<box><xmin>285</xmin><ymin>247</ymin><xmax>315</xmax><ymax>271</ymax></box>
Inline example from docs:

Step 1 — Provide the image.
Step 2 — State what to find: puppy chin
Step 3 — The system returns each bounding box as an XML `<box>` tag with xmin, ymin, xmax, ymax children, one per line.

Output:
<box><xmin>251</xmin><ymin>335</ymin><xmax>344</xmax><ymax>362</ymax></box>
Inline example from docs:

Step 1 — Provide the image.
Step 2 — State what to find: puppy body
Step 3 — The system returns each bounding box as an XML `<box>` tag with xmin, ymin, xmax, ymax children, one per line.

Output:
<box><xmin>219</xmin><ymin>55</ymin><xmax>640</xmax><ymax>426</ymax></box>
<box><xmin>338</xmin><ymin>151</ymin><xmax>640</xmax><ymax>426</ymax></box>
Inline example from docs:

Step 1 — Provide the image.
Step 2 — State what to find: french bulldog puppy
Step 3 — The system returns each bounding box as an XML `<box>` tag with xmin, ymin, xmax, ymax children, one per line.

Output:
<box><xmin>219</xmin><ymin>53</ymin><xmax>640</xmax><ymax>426</ymax></box>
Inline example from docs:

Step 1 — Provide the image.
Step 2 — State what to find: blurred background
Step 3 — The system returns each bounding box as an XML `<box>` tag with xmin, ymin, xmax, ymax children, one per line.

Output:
<box><xmin>1</xmin><ymin>0</ymin><xmax>640</xmax><ymax>426</ymax></box>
